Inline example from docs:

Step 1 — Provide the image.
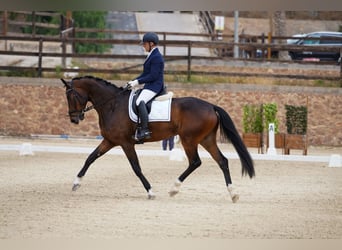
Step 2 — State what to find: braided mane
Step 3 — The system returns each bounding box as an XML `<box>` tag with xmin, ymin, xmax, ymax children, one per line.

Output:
<box><xmin>72</xmin><ymin>75</ymin><xmax>123</xmax><ymax>89</ymax></box>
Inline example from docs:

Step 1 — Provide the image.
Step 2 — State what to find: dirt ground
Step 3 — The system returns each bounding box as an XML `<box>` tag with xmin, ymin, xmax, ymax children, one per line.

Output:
<box><xmin>0</xmin><ymin>137</ymin><xmax>341</xmax><ymax>239</ymax></box>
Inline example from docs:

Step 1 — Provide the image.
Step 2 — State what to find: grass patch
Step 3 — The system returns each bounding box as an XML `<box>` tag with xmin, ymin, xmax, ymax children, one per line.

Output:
<box><xmin>0</xmin><ymin>69</ymin><xmax>38</xmax><ymax>77</ymax></box>
<box><xmin>2</xmin><ymin>58</ymin><xmax>340</xmax><ymax>88</ymax></box>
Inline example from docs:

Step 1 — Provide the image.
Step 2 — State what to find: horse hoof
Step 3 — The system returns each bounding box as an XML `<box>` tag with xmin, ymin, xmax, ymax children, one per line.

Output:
<box><xmin>147</xmin><ymin>190</ymin><xmax>156</xmax><ymax>200</ymax></box>
<box><xmin>231</xmin><ymin>194</ymin><xmax>239</xmax><ymax>203</ymax></box>
<box><xmin>72</xmin><ymin>184</ymin><xmax>81</xmax><ymax>191</ymax></box>
<box><xmin>168</xmin><ymin>190</ymin><xmax>179</xmax><ymax>197</ymax></box>
<box><xmin>148</xmin><ymin>194</ymin><xmax>156</xmax><ymax>200</ymax></box>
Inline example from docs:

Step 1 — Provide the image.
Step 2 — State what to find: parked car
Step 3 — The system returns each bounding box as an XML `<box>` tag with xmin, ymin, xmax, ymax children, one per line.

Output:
<box><xmin>254</xmin><ymin>34</ymin><xmax>305</xmax><ymax>59</ymax></box>
<box><xmin>288</xmin><ymin>31</ymin><xmax>342</xmax><ymax>62</ymax></box>
<box><xmin>286</xmin><ymin>33</ymin><xmax>306</xmax><ymax>45</ymax></box>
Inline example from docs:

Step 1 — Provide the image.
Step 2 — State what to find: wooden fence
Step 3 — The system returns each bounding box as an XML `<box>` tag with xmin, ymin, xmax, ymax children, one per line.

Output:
<box><xmin>0</xmin><ymin>11</ymin><xmax>341</xmax><ymax>81</ymax></box>
<box><xmin>1</xmin><ymin>34</ymin><xmax>341</xmax><ymax>80</ymax></box>
<box><xmin>1</xmin><ymin>11</ymin><xmax>63</xmax><ymax>37</ymax></box>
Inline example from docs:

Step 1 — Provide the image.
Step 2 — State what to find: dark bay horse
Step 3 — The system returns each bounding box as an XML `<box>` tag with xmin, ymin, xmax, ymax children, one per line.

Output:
<box><xmin>61</xmin><ymin>76</ymin><xmax>255</xmax><ymax>203</ymax></box>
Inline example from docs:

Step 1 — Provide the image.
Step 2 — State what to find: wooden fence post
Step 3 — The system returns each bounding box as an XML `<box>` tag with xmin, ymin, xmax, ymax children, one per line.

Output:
<box><xmin>61</xmin><ymin>36</ymin><xmax>66</xmax><ymax>68</ymax></box>
<box><xmin>72</xmin><ymin>24</ymin><xmax>76</xmax><ymax>54</ymax></box>
<box><xmin>187</xmin><ymin>41</ymin><xmax>192</xmax><ymax>81</ymax></box>
<box><xmin>3</xmin><ymin>11</ymin><xmax>8</xmax><ymax>50</ymax></box>
<box><xmin>32</xmin><ymin>11</ymin><xmax>36</xmax><ymax>38</ymax></box>
<box><xmin>38</xmin><ymin>37</ymin><xmax>43</xmax><ymax>77</ymax></box>
<box><xmin>163</xmin><ymin>32</ymin><xmax>166</xmax><ymax>56</ymax></box>
<box><xmin>261</xmin><ymin>33</ymin><xmax>265</xmax><ymax>58</ymax></box>
<box><xmin>267</xmin><ymin>32</ymin><xmax>272</xmax><ymax>60</ymax></box>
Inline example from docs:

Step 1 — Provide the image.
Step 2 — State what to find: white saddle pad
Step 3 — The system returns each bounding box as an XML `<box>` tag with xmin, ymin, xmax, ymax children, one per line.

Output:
<box><xmin>128</xmin><ymin>91</ymin><xmax>172</xmax><ymax>123</ymax></box>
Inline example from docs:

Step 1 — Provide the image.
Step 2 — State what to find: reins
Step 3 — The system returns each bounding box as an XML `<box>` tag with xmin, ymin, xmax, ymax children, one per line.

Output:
<box><xmin>79</xmin><ymin>84</ymin><xmax>131</xmax><ymax>114</ymax></box>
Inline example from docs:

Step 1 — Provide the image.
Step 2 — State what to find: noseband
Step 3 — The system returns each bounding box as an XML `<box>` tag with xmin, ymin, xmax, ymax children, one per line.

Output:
<box><xmin>66</xmin><ymin>85</ymin><xmax>88</xmax><ymax>119</ymax></box>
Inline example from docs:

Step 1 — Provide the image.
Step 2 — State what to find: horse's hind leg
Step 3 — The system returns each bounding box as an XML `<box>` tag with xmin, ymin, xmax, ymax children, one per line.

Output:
<box><xmin>169</xmin><ymin>143</ymin><xmax>201</xmax><ymax>197</ymax></box>
<box><xmin>72</xmin><ymin>139</ymin><xmax>113</xmax><ymax>191</ymax></box>
<box><xmin>200</xmin><ymin>136</ymin><xmax>239</xmax><ymax>203</ymax></box>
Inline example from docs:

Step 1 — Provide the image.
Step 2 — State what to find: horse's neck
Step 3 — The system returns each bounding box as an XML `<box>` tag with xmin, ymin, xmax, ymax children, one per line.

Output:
<box><xmin>85</xmin><ymin>81</ymin><xmax>130</xmax><ymax>121</ymax></box>
<box><xmin>86</xmin><ymin>81</ymin><xmax>118</xmax><ymax>104</ymax></box>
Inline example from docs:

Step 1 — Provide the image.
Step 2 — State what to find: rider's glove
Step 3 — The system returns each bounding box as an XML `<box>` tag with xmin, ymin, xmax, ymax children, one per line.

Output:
<box><xmin>127</xmin><ymin>79</ymin><xmax>139</xmax><ymax>89</ymax></box>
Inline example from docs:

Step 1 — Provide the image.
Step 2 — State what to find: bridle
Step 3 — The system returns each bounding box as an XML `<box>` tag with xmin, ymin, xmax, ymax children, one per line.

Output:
<box><xmin>65</xmin><ymin>85</ymin><xmax>88</xmax><ymax>120</ymax></box>
<box><xmin>65</xmin><ymin>80</ymin><xmax>131</xmax><ymax>119</ymax></box>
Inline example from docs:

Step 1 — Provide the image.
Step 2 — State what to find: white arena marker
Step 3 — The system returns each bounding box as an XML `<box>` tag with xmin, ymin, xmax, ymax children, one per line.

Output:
<box><xmin>19</xmin><ymin>143</ymin><xmax>34</xmax><ymax>156</ymax></box>
<box><xmin>267</xmin><ymin>123</ymin><xmax>277</xmax><ymax>155</ymax></box>
<box><xmin>329</xmin><ymin>154</ymin><xmax>342</xmax><ymax>167</ymax></box>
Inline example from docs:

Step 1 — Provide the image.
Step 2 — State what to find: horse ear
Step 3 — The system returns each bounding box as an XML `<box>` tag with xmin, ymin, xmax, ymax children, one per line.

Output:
<box><xmin>61</xmin><ymin>78</ymin><xmax>70</xmax><ymax>88</ymax></box>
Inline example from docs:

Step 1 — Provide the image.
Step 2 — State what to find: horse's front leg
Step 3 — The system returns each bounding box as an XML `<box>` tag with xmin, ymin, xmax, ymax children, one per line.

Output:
<box><xmin>72</xmin><ymin>139</ymin><xmax>114</xmax><ymax>191</ymax></box>
<box><xmin>121</xmin><ymin>144</ymin><xmax>155</xmax><ymax>199</ymax></box>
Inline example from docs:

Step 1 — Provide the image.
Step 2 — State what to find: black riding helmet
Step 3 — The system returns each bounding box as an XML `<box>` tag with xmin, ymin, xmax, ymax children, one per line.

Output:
<box><xmin>141</xmin><ymin>32</ymin><xmax>159</xmax><ymax>45</ymax></box>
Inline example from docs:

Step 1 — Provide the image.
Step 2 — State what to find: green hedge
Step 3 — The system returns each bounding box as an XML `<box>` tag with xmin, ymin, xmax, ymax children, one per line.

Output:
<box><xmin>243</xmin><ymin>103</ymin><xmax>279</xmax><ymax>133</ymax></box>
<box><xmin>285</xmin><ymin>104</ymin><xmax>307</xmax><ymax>134</ymax></box>
<box><xmin>243</xmin><ymin>104</ymin><xmax>263</xmax><ymax>133</ymax></box>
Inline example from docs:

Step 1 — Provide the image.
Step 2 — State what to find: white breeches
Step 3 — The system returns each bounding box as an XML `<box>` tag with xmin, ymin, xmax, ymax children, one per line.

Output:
<box><xmin>136</xmin><ymin>89</ymin><xmax>157</xmax><ymax>106</ymax></box>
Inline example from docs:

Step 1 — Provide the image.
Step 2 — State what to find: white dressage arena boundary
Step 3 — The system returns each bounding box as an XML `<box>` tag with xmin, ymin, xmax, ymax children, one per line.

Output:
<box><xmin>1</xmin><ymin>143</ymin><xmax>341</xmax><ymax>166</ymax></box>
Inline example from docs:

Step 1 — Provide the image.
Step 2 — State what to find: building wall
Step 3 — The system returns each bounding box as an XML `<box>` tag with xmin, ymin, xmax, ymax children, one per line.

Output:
<box><xmin>0</xmin><ymin>77</ymin><xmax>341</xmax><ymax>146</ymax></box>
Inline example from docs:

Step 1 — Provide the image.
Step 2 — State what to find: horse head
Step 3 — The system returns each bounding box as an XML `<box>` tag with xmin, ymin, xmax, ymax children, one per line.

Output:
<box><xmin>61</xmin><ymin>78</ymin><xmax>88</xmax><ymax>124</ymax></box>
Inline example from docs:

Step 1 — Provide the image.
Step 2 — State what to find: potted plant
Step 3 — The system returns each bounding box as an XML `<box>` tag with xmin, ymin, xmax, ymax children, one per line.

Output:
<box><xmin>242</xmin><ymin>104</ymin><xmax>263</xmax><ymax>153</ymax></box>
<box><xmin>284</xmin><ymin>104</ymin><xmax>308</xmax><ymax>155</ymax></box>
<box><xmin>263</xmin><ymin>103</ymin><xmax>285</xmax><ymax>153</ymax></box>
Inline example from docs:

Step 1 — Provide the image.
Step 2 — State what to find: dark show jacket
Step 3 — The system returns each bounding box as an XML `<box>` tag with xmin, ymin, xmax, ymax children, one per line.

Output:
<box><xmin>136</xmin><ymin>47</ymin><xmax>164</xmax><ymax>94</ymax></box>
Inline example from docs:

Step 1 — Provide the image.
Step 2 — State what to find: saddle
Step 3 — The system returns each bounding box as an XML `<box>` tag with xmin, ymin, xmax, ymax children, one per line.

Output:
<box><xmin>131</xmin><ymin>87</ymin><xmax>167</xmax><ymax>115</ymax></box>
<box><xmin>128</xmin><ymin>88</ymin><xmax>173</xmax><ymax>123</ymax></box>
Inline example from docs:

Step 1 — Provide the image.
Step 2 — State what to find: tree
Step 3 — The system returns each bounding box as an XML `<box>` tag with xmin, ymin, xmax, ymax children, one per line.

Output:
<box><xmin>72</xmin><ymin>11</ymin><xmax>111</xmax><ymax>53</ymax></box>
<box><xmin>21</xmin><ymin>11</ymin><xmax>60</xmax><ymax>36</ymax></box>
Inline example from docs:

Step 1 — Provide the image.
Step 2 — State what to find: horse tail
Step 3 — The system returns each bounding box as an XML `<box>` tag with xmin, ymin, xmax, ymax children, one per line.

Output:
<box><xmin>213</xmin><ymin>105</ymin><xmax>255</xmax><ymax>178</ymax></box>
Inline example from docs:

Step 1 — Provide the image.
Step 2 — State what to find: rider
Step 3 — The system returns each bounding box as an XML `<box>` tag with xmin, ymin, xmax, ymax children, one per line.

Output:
<box><xmin>127</xmin><ymin>32</ymin><xmax>165</xmax><ymax>141</ymax></box>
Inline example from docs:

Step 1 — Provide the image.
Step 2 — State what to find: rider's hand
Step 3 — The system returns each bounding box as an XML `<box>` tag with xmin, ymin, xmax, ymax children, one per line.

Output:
<box><xmin>127</xmin><ymin>79</ymin><xmax>139</xmax><ymax>89</ymax></box>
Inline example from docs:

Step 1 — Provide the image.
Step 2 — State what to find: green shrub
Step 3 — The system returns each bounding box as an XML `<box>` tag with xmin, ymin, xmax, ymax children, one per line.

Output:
<box><xmin>243</xmin><ymin>104</ymin><xmax>263</xmax><ymax>133</ymax></box>
<box><xmin>285</xmin><ymin>104</ymin><xmax>307</xmax><ymax>134</ymax></box>
<box><xmin>263</xmin><ymin>103</ymin><xmax>279</xmax><ymax>133</ymax></box>
<box><xmin>73</xmin><ymin>11</ymin><xmax>111</xmax><ymax>53</ymax></box>
<box><xmin>21</xmin><ymin>12</ymin><xmax>60</xmax><ymax>36</ymax></box>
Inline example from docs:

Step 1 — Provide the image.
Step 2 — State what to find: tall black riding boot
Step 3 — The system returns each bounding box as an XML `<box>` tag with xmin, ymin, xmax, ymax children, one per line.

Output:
<box><xmin>135</xmin><ymin>101</ymin><xmax>151</xmax><ymax>141</ymax></box>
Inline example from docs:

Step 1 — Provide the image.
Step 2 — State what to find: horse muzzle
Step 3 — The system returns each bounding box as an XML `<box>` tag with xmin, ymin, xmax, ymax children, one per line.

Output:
<box><xmin>70</xmin><ymin>116</ymin><xmax>79</xmax><ymax>124</ymax></box>
<box><xmin>69</xmin><ymin>111</ymin><xmax>84</xmax><ymax>124</ymax></box>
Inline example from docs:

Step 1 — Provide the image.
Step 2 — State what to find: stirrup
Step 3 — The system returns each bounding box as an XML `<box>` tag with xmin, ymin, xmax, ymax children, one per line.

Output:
<box><xmin>133</xmin><ymin>129</ymin><xmax>151</xmax><ymax>141</ymax></box>
<box><xmin>138</xmin><ymin>130</ymin><xmax>152</xmax><ymax>140</ymax></box>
